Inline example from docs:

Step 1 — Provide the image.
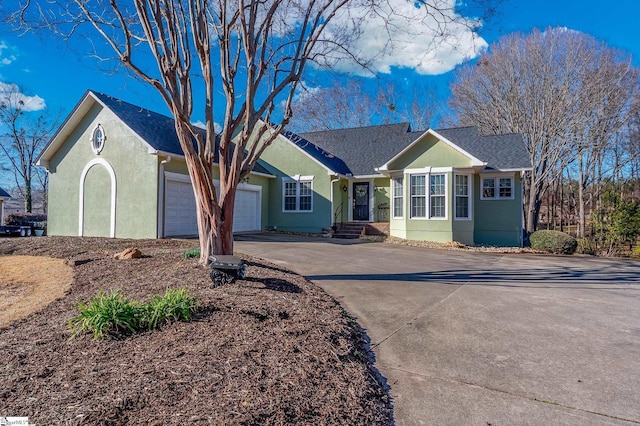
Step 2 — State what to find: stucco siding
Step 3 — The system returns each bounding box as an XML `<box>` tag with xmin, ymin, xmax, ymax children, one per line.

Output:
<box><xmin>473</xmin><ymin>173</ymin><xmax>523</xmax><ymax>247</ymax></box>
<box><xmin>47</xmin><ymin>103</ymin><xmax>159</xmax><ymax>238</ymax></box>
<box><xmin>260</xmin><ymin>134</ymin><xmax>332</xmax><ymax>233</ymax></box>
<box><xmin>389</xmin><ymin>134</ymin><xmax>472</xmax><ymax>170</ymax></box>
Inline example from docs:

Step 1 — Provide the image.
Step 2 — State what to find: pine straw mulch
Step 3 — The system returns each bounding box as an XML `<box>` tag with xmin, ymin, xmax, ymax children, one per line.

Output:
<box><xmin>0</xmin><ymin>236</ymin><xmax>391</xmax><ymax>425</ymax></box>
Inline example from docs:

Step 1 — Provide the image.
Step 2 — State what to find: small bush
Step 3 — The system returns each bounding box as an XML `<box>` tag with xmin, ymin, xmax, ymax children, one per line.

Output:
<box><xmin>576</xmin><ymin>238</ymin><xmax>597</xmax><ymax>255</ymax></box>
<box><xmin>182</xmin><ymin>248</ymin><xmax>201</xmax><ymax>259</ymax></box>
<box><xmin>69</xmin><ymin>287</ymin><xmax>198</xmax><ymax>340</ymax></box>
<box><xmin>143</xmin><ymin>288</ymin><xmax>198</xmax><ymax>330</ymax></box>
<box><xmin>68</xmin><ymin>290</ymin><xmax>144</xmax><ymax>340</ymax></box>
<box><xmin>529</xmin><ymin>230</ymin><xmax>578</xmax><ymax>255</ymax></box>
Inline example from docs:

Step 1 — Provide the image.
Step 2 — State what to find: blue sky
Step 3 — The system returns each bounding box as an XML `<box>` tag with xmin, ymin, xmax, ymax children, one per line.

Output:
<box><xmin>0</xmin><ymin>0</ymin><xmax>639</xmax><ymax>188</ymax></box>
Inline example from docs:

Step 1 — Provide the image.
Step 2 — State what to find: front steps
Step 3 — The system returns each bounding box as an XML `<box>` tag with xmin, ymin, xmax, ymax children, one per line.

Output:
<box><xmin>332</xmin><ymin>222</ymin><xmax>365</xmax><ymax>239</ymax></box>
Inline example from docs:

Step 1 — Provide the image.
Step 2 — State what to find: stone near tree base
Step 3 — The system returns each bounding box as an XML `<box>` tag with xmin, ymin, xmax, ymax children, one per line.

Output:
<box><xmin>114</xmin><ymin>247</ymin><xmax>142</xmax><ymax>260</ymax></box>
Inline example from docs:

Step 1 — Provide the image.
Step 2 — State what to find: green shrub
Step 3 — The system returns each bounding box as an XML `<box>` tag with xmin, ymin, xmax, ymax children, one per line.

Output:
<box><xmin>182</xmin><ymin>248</ymin><xmax>201</xmax><ymax>259</ymax></box>
<box><xmin>576</xmin><ymin>238</ymin><xmax>597</xmax><ymax>255</ymax></box>
<box><xmin>529</xmin><ymin>230</ymin><xmax>578</xmax><ymax>255</ymax></box>
<box><xmin>143</xmin><ymin>288</ymin><xmax>198</xmax><ymax>330</ymax></box>
<box><xmin>68</xmin><ymin>290</ymin><xmax>144</xmax><ymax>340</ymax></box>
<box><xmin>69</xmin><ymin>287</ymin><xmax>198</xmax><ymax>340</ymax></box>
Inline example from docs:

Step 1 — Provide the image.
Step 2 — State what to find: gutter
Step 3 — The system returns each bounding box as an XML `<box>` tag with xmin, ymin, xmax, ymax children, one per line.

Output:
<box><xmin>157</xmin><ymin>155</ymin><xmax>172</xmax><ymax>238</ymax></box>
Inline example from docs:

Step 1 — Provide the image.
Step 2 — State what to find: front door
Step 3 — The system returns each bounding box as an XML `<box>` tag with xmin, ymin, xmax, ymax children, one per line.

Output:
<box><xmin>352</xmin><ymin>182</ymin><xmax>369</xmax><ymax>221</ymax></box>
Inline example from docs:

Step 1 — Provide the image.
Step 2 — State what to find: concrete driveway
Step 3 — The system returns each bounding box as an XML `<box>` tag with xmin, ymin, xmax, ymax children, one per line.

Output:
<box><xmin>235</xmin><ymin>234</ymin><xmax>640</xmax><ymax>425</ymax></box>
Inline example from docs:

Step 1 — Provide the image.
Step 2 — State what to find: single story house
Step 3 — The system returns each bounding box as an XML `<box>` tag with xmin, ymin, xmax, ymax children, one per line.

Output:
<box><xmin>38</xmin><ymin>90</ymin><xmax>532</xmax><ymax>246</ymax></box>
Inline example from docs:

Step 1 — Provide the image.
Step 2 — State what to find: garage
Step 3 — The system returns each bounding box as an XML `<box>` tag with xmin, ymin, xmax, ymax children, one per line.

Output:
<box><xmin>164</xmin><ymin>174</ymin><xmax>261</xmax><ymax>237</ymax></box>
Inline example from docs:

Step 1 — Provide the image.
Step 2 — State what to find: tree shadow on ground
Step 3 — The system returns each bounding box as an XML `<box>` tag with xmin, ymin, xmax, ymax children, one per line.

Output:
<box><xmin>305</xmin><ymin>265</ymin><xmax>640</xmax><ymax>290</ymax></box>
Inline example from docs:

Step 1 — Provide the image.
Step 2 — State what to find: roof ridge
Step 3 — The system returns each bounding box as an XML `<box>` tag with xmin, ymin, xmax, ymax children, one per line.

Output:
<box><xmin>300</xmin><ymin>121</ymin><xmax>411</xmax><ymax>135</ymax></box>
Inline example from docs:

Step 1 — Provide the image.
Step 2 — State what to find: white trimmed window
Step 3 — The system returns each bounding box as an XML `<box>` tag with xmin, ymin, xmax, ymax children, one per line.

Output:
<box><xmin>283</xmin><ymin>176</ymin><xmax>313</xmax><ymax>212</ymax></box>
<box><xmin>454</xmin><ymin>174</ymin><xmax>471</xmax><ymax>219</ymax></box>
<box><xmin>481</xmin><ymin>175</ymin><xmax>514</xmax><ymax>200</ymax></box>
<box><xmin>392</xmin><ymin>177</ymin><xmax>403</xmax><ymax>218</ymax></box>
<box><xmin>410</xmin><ymin>173</ymin><xmax>447</xmax><ymax>219</ymax></box>
<box><xmin>430</xmin><ymin>174</ymin><xmax>446</xmax><ymax>218</ymax></box>
<box><xmin>410</xmin><ymin>175</ymin><xmax>426</xmax><ymax>218</ymax></box>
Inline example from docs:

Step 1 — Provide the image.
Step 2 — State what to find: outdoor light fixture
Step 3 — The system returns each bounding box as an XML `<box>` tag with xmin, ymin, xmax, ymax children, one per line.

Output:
<box><xmin>342</xmin><ymin>185</ymin><xmax>348</xmax><ymax>192</ymax></box>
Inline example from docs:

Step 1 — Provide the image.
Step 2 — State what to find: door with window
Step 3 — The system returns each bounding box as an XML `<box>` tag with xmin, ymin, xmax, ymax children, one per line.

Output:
<box><xmin>352</xmin><ymin>182</ymin><xmax>370</xmax><ymax>221</ymax></box>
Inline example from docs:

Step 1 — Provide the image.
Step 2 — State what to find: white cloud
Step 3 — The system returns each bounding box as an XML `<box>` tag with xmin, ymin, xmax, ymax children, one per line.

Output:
<box><xmin>0</xmin><ymin>41</ymin><xmax>17</xmax><ymax>66</ymax></box>
<box><xmin>0</xmin><ymin>82</ymin><xmax>46</xmax><ymax>112</ymax></box>
<box><xmin>192</xmin><ymin>120</ymin><xmax>222</xmax><ymax>134</ymax></box>
<box><xmin>320</xmin><ymin>0</ymin><xmax>488</xmax><ymax>76</ymax></box>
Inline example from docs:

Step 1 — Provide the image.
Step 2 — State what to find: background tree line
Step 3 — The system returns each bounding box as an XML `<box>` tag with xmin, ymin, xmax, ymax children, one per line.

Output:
<box><xmin>449</xmin><ymin>27</ymin><xmax>640</xmax><ymax>255</ymax></box>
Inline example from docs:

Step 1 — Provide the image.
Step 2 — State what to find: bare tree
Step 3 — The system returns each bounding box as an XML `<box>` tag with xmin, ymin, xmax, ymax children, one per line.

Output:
<box><xmin>449</xmin><ymin>27</ymin><xmax>640</xmax><ymax>234</ymax></box>
<box><xmin>11</xmin><ymin>0</ymin><xmax>493</xmax><ymax>261</ymax></box>
<box><xmin>0</xmin><ymin>84</ymin><xmax>55</xmax><ymax>213</ymax></box>
<box><xmin>289</xmin><ymin>79</ymin><xmax>437</xmax><ymax>132</ymax></box>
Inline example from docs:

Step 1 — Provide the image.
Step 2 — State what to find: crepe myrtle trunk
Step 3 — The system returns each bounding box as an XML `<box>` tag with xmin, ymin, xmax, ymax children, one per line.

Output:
<box><xmin>175</xmin><ymin>124</ymin><xmax>236</xmax><ymax>260</ymax></box>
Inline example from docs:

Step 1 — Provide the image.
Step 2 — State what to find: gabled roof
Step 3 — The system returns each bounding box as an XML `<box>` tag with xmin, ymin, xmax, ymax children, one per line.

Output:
<box><xmin>295</xmin><ymin>123</ymin><xmax>417</xmax><ymax>176</ymax></box>
<box><xmin>379</xmin><ymin>126</ymin><xmax>531</xmax><ymax>172</ymax></box>
<box><xmin>0</xmin><ymin>186</ymin><xmax>10</xmax><ymax>199</ymax></box>
<box><xmin>434</xmin><ymin>127</ymin><xmax>531</xmax><ymax>171</ymax></box>
<box><xmin>38</xmin><ymin>90</ymin><xmax>272</xmax><ymax>176</ymax></box>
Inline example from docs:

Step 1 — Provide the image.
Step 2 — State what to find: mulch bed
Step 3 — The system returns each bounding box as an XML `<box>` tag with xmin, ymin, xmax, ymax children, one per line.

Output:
<box><xmin>0</xmin><ymin>236</ymin><xmax>391</xmax><ymax>425</ymax></box>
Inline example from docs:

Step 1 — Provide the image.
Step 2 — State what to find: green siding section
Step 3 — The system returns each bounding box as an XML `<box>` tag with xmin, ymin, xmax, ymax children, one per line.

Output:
<box><xmin>389</xmin><ymin>134</ymin><xmax>472</xmax><ymax>170</ymax></box>
<box><xmin>47</xmin><ymin>102</ymin><xmax>159</xmax><ymax>238</ymax></box>
<box><xmin>259</xmin><ymin>134</ymin><xmax>332</xmax><ymax>233</ymax></box>
<box><xmin>473</xmin><ymin>173</ymin><xmax>523</xmax><ymax>246</ymax></box>
<box><xmin>373</xmin><ymin>178</ymin><xmax>391</xmax><ymax>222</ymax></box>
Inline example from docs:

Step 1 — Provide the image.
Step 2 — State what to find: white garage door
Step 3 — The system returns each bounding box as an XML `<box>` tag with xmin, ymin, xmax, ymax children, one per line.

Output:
<box><xmin>165</xmin><ymin>179</ymin><xmax>198</xmax><ymax>236</ymax></box>
<box><xmin>164</xmin><ymin>177</ymin><xmax>261</xmax><ymax>237</ymax></box>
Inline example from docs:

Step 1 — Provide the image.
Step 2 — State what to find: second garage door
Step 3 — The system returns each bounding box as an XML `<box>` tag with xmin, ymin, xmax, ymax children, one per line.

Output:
<box><xmin>164</xmin><ymin>177</ymin><xmax>261</xmax><ymax>237</ymax></box>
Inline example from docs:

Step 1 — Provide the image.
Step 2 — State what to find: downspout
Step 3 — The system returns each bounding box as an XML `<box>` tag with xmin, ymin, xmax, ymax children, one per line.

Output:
<box><xmin>1</xmin><ymin>198</ymin><xmax>5</xmax><ymax>226</ymax></box>
<box><xmin>157</xmin><ymin>156</ymin><xmax>172</xmax><ymax>238</ymax></box>
<box><xmin>330</xmin><ymin>175</ymin><xmax>340</xmax><ymax>228</ymax></box>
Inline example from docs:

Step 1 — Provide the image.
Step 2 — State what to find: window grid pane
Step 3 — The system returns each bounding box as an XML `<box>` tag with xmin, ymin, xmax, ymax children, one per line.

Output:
<box><xmin>393</xmin><ymin>178</ymin><xmax>403</xmax><ymax>218</ymax></box>
<box><xmin>430</xmin><ymin>196</ymin><xmax>445</xmax><ymax>218</ymax></box>
<box><xmin>482</xmin><ymin>178</ymin><xmax>495</xmax><ymax>198</ymax></box>
<box><xmin>499</xmin><ymin>178</ymin><xmax>512</xmax><ymax>198</ymax></box>
<box><xmin>430</xmin><ymin>174</ymin><xmax>445</xmax><ymax>196</ymax></box>
<box><xmin>455</xmin><ymin>175</ymin><xmax>468</xmax><ymax>196</ymax></box>
<box><xmin>411</xmin><ymin>196</ymin><xmax>426</xmax><ymax>218</ymax></box>
<box><xmin>455</xmin><ymin>174</ymin><xmax>469</xmax><ymax>218</ymax></box>
<box><xmin>410</xmin><ymin>175</ymin><xmax>426</xmax><ymax>218</ymax></box>
<box><xmin>411</xmin><ymin>175</ymin><xmax>426</xmax><ymax>196</ymax></box>
<box><xmin>455</xmin><ymin>196</ymin><xmax>469</xmax><ymax>218</ymax></box>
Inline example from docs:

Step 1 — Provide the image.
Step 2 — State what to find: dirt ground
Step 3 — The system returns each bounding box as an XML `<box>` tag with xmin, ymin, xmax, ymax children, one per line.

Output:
<box><xmin>0</xmin><ymin>236</ymin><xmax>391</xmax><ymax>425</ymax></box>
<box><xmin>0</xmin><ymin>256</ymin><xmax>74</xmax><ymax>328</ymax></box>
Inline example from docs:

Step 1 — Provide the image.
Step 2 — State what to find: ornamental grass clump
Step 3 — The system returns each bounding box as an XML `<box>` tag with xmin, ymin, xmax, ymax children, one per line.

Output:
<box><xmin>529</xmin><ymin>230</ymin><xmax>578</xmax><ymax>255</ymax></box>
<box><xmin>68</xmin><ymin>290</ymin><xmax>144</xmax><ymax>340</ymax></box>
<box><xmin>143</xmin><ymin>288</ymin><xmax>198</xmax><ymax>331</ymax></box>
<box><xmin>69</xmin><ymin>287</ymin><xmax>197</xmax><ymax>340</ymax></box>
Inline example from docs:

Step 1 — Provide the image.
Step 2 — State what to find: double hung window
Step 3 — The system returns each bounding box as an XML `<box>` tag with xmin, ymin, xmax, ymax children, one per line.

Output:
<box><xmin>283</xmin><ymin>178</ymin><xmax>313</xmax><ymax>212</ymax></box>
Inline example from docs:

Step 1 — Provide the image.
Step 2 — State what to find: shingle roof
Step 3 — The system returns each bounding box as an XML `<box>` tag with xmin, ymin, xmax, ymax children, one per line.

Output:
<box><xmin>0</xmin><ymin>186</ymin><xmax>10</xmax><ymax>198</ymax></box>
<box><xmin>297</xmin><ymin>123</ymin><xmax>416</xmax><ymax>176</ymax></box>
<box><xmin>435</xmin><ymin>126</ymin><xmax>531</xmax><ymax>171</ymax></box>
<box><xmin>93</xmin><ymin>91</ymin><xmax>201</xmax><ymax>157</ymax></box>
<box><xmin>288</xmin><ymin>123</ymin><xmax>530</xmax><ymax>175</ymax></box>
<box><xmin>92</xmin><ymin>91</ymin><xmax>272</xmax><ymax>176</ymax></box>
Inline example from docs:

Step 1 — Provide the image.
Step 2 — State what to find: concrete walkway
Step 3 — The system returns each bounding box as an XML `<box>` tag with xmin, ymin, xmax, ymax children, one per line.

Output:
<box><xmin>235</xmin><ymin>234</ymin><xmax>640</xmax><ymax>425</ymax></box>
